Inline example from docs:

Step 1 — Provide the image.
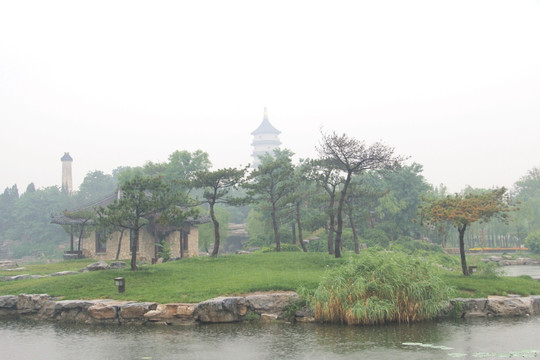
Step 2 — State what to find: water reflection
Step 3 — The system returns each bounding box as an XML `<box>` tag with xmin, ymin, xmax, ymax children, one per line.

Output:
<box><xmin>1</xmin><ymin>317</ymin><xmax>540</xmax><ymax>360</ymax></box>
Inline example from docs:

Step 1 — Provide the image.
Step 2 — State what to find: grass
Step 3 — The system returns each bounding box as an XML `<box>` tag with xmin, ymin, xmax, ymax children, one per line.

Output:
<box><xmin>0</xmin><ymin>259</ymin><xmax>97</xmax><ymax>276</ymax></box>
<box><xmin>440</xmin><ymin>272</ymin><xmax>540</xmax><ymax>298</ymax></box>
<box><xmin>0</xmin><ymin>253</ymin><xmax>345</xmax><ymax>303</ymax></box>
<box><xmin>1</xmin><ymin>251</ymin><xmax>540</xmax><ymax>304</ymax></box>
<box><xmin>311</xmin><ymin>250</ymin><xmax>454</xmax><ymax>324</ymax></box>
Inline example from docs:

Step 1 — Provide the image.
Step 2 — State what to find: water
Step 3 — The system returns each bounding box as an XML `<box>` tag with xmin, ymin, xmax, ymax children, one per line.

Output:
<box><xmin>501</xmin><ymin>265</ymin><xmax>540</xmax><ymax>280</ymax></box>
<box><xmin>1</xmin><ymin>317</ymin><xmax>540</xmax><ymax>360</ymax></box>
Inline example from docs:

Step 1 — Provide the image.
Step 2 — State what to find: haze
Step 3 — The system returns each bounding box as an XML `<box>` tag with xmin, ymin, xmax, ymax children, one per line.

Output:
<box><xmin>1</xmin><ymin>0</ymin><xmax>539</xmax><ymax>194</ymax></box>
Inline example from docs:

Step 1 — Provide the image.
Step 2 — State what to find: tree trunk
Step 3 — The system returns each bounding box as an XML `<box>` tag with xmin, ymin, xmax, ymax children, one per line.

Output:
<box><xmin>296</xmin><ymin>201</ymin><xmax>308</xmax><ymax>252</ymax></box>
<box><xmin>271</xmin><ymin>204</ymin><xmax>281</xmax><ymax>252</ymax></box>
<box><xmin>327</xmin><ymin>195</ymin><xmax>335</xmax><ymax>255</ymax></box>
<box><xmin>116</xmin><ymin>229</ymin><xmax>125</xmax><ymax>260</ymax></box>
<box><xmin>291</xmin><ymin>223</ymin><xmax>297</xmax><ymax>245</ymax></box>
<box><xmin>334</xmin><ymin>172</ymin><xmax>352</xmax><ymax>258</ymax></box>
<box><xmin>458</xmin><ymin>224</ymin><xmax>469</xmax><ymax>276</ymax></box>
<box><xmin>210</xmin><ymin>203</ymin><xmax>220</xmax><ymax>257</ymax></box>
<box><xmin>131</xmin><ymin>220</ymin><xmax>139</xmax><ymax>271</ymax></box>
<box><xmin>348</xmin><ymin>205</ymin><xmax>359</xmax><ymax>254</ymax></box>
<box><xmin>77</xmin><ymin>225</ymin><xmax>84</xmax><ymax>259</ymax></box>
<box><xmin>70</xmin><ymin>225</ymin><xmax>74</xmax><ymax>252</ymax></box>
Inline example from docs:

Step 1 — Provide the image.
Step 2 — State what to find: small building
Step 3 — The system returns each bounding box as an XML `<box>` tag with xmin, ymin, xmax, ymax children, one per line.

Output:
<box><xmin>251</xmin><ymin>108</ymin><xmax>281</xmax><ymax>168</ymax></box>
<box><xmin>51</xmin><ymin>191</ymin><xmax>209</xmax><ymax>262</ymax></box>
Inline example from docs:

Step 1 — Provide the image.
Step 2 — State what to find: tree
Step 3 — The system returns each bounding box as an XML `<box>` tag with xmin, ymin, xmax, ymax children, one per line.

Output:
<box><xmin>310</xmin><ymin>159</ymin><xmax>344</xmax><ymax>254</ymax></box>
<box><xmin>245</xmin><ymin>149</ymin><xmax>295</xmax><ymax>252</ymax></box>
<box><xmin>316</xmin><ymin>131</ymin><xmax>404</xmax><ymax>257</ymax></box>
<box><xmin>77</xmin><ymin>170</ymin><xmax>117</xmax><ymax>204</ymax></box>
<box><xmin>97</xmin><ymin>176</ymin><xmax>188</xmax><ymax>270</ymax></box>
<box><xmin>191</xmin><ymin>166</ymin><xmax>248</xmax><ymax>256</ymax></box>
<box><xmin>421</xmin><ymin>187</ymin><xmax>514</xmax><ymax>275</ymax></box>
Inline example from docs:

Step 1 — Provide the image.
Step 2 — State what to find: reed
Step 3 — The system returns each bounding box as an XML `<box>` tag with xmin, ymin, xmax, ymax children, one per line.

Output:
<box><xmin>312</xmin><ymin>249</ymin><xmax>454</xmax><ymax>325</ymax></box>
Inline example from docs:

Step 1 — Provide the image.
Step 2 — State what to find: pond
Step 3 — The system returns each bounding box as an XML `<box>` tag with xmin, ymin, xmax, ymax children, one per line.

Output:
<box><xmin>501</xmin><ymin>265</ymin><xmax>540</xmax><ymax>280</ymax></box>
<box><xmin>1</xmin><ymin>316</ymin><xmax>539</xmax><ymax>360</ymax></box>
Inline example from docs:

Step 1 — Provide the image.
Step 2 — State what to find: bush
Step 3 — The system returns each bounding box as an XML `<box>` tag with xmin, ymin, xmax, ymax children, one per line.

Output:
<box><xmin>525</xmin><ymin>231</ymin><xmax>540</xmax><ymax>254</ymax></box>
<box><xmin>311</xmin><ymin>249</ymin><xmax>454</xmax><ymax>325</ymax></box>
<box><xmin>392</xmin><ymin>237</ymin><xmax>444</xmax><ymax>254</ymax></box>
<box><xmin>363</xmin><ymin>228</ymin><xmax>390</xmax><ymax>248</ymax></box>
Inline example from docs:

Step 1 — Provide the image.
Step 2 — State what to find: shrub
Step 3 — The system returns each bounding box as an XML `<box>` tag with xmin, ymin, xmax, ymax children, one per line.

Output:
<box><xmin>525</xmin><ymin>231</ymin><xmax>540</xmax><ymax>254</ymax></box>
<box><xmin>311</xmin><ymin>249</ymin><xmax>454</xmax><ymax>325</ymax></box>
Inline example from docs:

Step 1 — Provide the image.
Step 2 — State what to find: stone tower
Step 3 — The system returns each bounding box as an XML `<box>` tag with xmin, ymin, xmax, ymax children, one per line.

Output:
<box><xmin>251</xmin><ymin>108</ymin><xmax>281</xmax><ymax>168</ymax></box>
<box><xmin>61</xmin><ymin>152</ymin><xmax>73</xmax><ymax>195</ymax></box>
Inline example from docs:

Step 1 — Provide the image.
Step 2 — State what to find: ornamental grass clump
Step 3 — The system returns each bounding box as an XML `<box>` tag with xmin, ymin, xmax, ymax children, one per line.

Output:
<box><xmin>312</xmin><ymin>250</ymin><xmax>454</xmax><ymax>325</ymax></box>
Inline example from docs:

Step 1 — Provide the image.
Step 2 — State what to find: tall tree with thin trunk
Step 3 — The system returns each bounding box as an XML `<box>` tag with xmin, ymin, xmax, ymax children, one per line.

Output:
<box><xmin>317</xmin><ymin>131</ymin><xmax>404</xmax><ymax>258</ymax></box>
<box><xmin>191</xmin><ymin>166</ymin><xmax>248</xmax><ymax>256</ymax></box>
<box><xmin>310</xmin><ymin>160</ymin><xmax>344</xmax><ymax>255</ymax></box>
<box><xmin>245</xmin><ymin>149</ymin><xmax>295</xmax><ymax>252</ymax></box>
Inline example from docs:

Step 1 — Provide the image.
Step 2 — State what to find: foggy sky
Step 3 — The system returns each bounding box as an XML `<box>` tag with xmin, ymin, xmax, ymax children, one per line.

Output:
<box><xmin>1</xmin><ymin>0</ymin><xmax>539</xmax><ymax>194</ymax></box>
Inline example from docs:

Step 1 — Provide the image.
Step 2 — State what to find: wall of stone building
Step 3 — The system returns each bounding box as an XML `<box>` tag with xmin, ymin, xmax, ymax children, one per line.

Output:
<box><xmin>167</xmin><ymin>226</ymin><xmax>199</xmax><ymax>258</ymax></box>
<box><xmin>80</xmin><ymin>225</ymin><xmax>199</xmax><ymax>261</ymax></box>
<box><xmin>187</xmin><ymin>227</ymin><xmax>199</xmax><ymax>257</ymax></box>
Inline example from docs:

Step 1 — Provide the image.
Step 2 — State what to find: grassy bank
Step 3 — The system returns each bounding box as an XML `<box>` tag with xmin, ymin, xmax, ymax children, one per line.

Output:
<box><xmin>1</xmin><ymin>252</ymin><xmax>540</xmax><ymax>304</ymax></box>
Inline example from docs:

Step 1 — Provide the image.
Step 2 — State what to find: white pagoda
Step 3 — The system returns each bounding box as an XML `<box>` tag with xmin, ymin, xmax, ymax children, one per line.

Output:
<box><xmin>251</xmin><ymin>108</ymin><xmax>281</xmax><ymax>168</ymax></box>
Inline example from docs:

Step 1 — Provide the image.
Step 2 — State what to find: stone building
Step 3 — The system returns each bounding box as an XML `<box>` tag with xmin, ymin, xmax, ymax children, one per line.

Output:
<box><xmin>251</xmin><ymin>108</ymin><xmax>281</xmax><ymax>168</ymax></box>
<box><xmin>51</xmin><ymin>191</ymin><xmax>209</xmax><ymax>262</ymax></box>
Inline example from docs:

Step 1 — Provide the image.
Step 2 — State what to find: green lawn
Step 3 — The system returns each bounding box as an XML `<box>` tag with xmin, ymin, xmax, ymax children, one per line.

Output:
<box><xmin>1</xmin><ymin>252</ymin><xmax>540</xmax><ymax>304</ymax></box>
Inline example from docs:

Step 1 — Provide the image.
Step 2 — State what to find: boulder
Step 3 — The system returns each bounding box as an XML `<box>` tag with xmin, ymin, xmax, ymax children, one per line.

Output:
<box><xmin>83</xmin><ymin>261</ymin><xmax>110</xmax><ymax>272</ymax></box>
<box><xmin>88</xmin><ymin>303</ymin><xmax>118</xmax><ymax>320</ymax></box>
<box><xmin>0</xmin><ymin>260</ymin><xmax>17</xmax><ymax>268</ymax></box>
<box><xmin>41</xmin><ymin>300</ymin><xmax>94</xmax><ymax>321</ymax></box>
<box><xmin>444</xmin><ymin>298</ymin><xmax>488</xmax><ymax>318</ymax></box>
<box><xmin>109</xmin><ymin>262</ymin><xmax>126</xmax><ymax>269</ymax></box>
<box><xmin>144</xmin><ymin>303</ymin><xmax>197</xmax><ymax>325</ymax></box>
<box><xmin>195</xmin><ymin>296</ymin><xmax>248</xmax><ymax>323</ymax></box>
<box><xmin>0</xmin><ymin>295</ymin><xmax>18</xmax><ymax>316</ymax></box>
<box><xmin>486</xmin><ymin>296</ymin><xmax>533</xmax><ymax>317</ymax></box>
<box><xmin>50</xmin><ymin>271</ymin><xmax>78</xmax><ymax>277</ymax></box>
<box><xmin>119</xmin><ymin>302</ymin><xmax>157</xmax><ymax>321</ymax></box>
<box><xmin>17</xmin><ymin>294</ymin><xmax>51</xmax><ymax>314</ymax></box>
<box><xmin>246</xmin><ymin>292</ymin><xmax>298</xmax><ymax>317</ymax></box>
<box><xmin>260</xmin><ymin>313</ymin><xmax>279</xmax><ymax>322</ymax></box>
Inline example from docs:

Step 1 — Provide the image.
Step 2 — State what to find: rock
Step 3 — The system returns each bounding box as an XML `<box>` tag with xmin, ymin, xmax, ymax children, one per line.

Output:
<box><xmin>246</xmin><ymin>292</ymin><xmax>298</xmax><ymax>317</ymax></box>
<box><xmin>0</xmin><ymin>260</ymin><xmax>17</xmax><ymax>268</ymax></box>
<box><xmin>119</xmin><ymin>302</ymin><xmax>157</xmax><ymax>321</ymax></box>
<box><xmin>41</xmin><ymin>300</ymin><xmax>94</xmax><ymax>321</ymax></box>
<box><xmin>195</xmin><ymin>296</ymin><xmax>247</xmax><ymax>323</ymax></box>
<box><xmin>487</xmin><ymin>296</ymin><xmax>533</xmax><ymax>317</ymax></box>
<box><xmin>50</xmin><ymin>271</ymin><xmax>78</xmax><ymax>277</ymax></box>
<box><xmin>260</xmin><ymin>313</ymin><xmax>279</xmax><ymax>322</ymax></box>
<box><xmin>3</xmin><ymin>267</ymin><xmax>26</xmax><ymax>271</ymax></box>
<box><xmin>0</xmin><ymin>295</ymin><xmax>18</xmax><ymax>316</ymax></box>
<box><xmin>17</xmin><ymin>294</ymin><xmax>51</xmax><ymax>314</ymax></box>
<box><xmin>531</xmin><ymin>295</ymin><xmax>540</xmax><ymax>313</ymax></box>
<box><xmin>109</xmin><ymin>262</ymin><xmax>126</xmax><ymax>269</ymax></box>
<box><xmin>84</xmin><ymin>261</ymin><xmax>110</xmax><ymax>272</ymax></box>
<box><xmin>445</xmin><ymin>298</ymin><xmax>488</xmax><ymax>318</ymax></box>
<box><xmin>7</xmin><ymin>274</ymin><xmax>46</xmax><ymax>281</ymax></box>
<box><xmin>144</xmin><ymin>303</ymin><xmax>197</xmax><ymax>325</ymax></box>
<box><xmin>88</xmin><ymin>303</ymin><xmax>117</xmax><ymax>320</ymax></box>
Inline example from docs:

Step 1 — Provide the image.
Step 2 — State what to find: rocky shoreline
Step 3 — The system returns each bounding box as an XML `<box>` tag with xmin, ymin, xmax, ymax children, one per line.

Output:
<box><xmin>2</xmin><ymin>292</ymin><xmax>540</xmax><ymax>326</ymax></box>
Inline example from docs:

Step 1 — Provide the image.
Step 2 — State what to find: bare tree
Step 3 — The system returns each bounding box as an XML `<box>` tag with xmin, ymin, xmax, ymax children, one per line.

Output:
<box><xmin>317</xmin><ymin>131</ymin><xmax>404</xmax><ymax>257</ymax></box>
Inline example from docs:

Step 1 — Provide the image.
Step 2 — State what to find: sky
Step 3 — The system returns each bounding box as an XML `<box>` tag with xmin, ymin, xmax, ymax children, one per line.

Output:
<box><xmin>1</xmin><ymin>0</ymin><xmax>539</xmax><ymax>194</ymax></box>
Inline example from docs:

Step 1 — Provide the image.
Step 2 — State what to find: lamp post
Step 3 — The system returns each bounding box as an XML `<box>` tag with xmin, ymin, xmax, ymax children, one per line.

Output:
<box><xmin>114</xmin><ymin>277</ymin><xmax>125</xmax><ymax>293</ymax></box>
